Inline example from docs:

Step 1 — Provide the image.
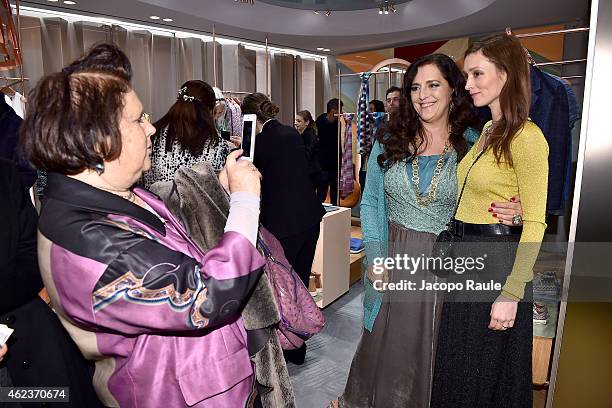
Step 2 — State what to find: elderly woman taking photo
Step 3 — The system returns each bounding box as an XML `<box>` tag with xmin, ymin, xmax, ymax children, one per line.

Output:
<box><xmin>21</xmin><ymin>44</ymin><xmax>265</xmax><ymax>408</ymax></box>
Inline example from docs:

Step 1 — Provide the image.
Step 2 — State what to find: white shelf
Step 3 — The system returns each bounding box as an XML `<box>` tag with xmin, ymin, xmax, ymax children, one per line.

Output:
<box><xmin>311</xmin><ymin>207</ymin><xmax>351</xmax><ymax>308</ymax></box>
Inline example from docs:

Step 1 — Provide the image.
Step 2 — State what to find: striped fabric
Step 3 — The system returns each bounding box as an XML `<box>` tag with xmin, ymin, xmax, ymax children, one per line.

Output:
<box><xmin>340</xmin><ymin>113</ymin><xmax>355</xmax><ymax>199</ymax></box>
<box><xmin>357</xmin><ymin>72</ymin><xmax>373</xmax><ymax>155</ymax></box>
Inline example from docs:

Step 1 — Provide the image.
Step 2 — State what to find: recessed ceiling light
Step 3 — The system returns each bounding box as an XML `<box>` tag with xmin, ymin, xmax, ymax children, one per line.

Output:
<box><xmin>317</xmin><ymin>47</ymin><xmax>325</xmax><ymax>51</ymax></box>
<box><xmin>47</xmin><ymin>0</ymin><xmax>59</xmax><ymax>2</ymax></box>
<box><xmin>314</xmin><ymin>10</ymin><xmax>319</xmax><ymax>14</ymax></box>
<box><xmin>323</xmin><ymin>48</ymin><xmax>331</xmax><ymax>52</ymax></box>
<box><xmin>149</xmin><ymin>16</ymin><xmax>160</xmax><ymax>20</ymax></box>
<box><xmin>163</xmin><ymin>18</ymin><xmax>173</xmax><ymax>22</ymax></box>
<box><xmin>63</xmin><ymin>0</ymin><xmax>76</xmax><ymax>4</ymax></box>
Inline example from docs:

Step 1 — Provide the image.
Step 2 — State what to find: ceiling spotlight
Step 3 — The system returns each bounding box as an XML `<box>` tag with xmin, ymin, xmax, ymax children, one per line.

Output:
<box><xmin>384</xmin><ymin>9</ymin><xmax>389</xmax><ymax>14</ymax></box>
<box><xmin>324</xmin><ymin>9</ymin><xmax>332</xmax><ymax>16</ymax></box>
<box><xmin>149</xmin><ymin>16</ymin><xmax>160</xmax><ymax>20</ymax></box>
<box><xmin>317</xmin><ymin>47</ymin><xmax>325</xmax><ymax>51</ymax></box>
<box><xmin>314</xmin><ymin>10</ymin><xmax>319</xmax><ymax>14</ymax></box>
<box><xmin>390</xmin><ymin>5</ymin><xmax>396</xmax><ymax>12</ymax></box>
<box><xmin>378</xmin><ymin>7</ymin><xmax>383</xmax><ymax>14</ymax></box>
<box><xmin>163</xmin><ymin>18</ymin><xmax>173</xmax><ymax>22</ymax></box>
<box><xmin>47</xmin><ymin>0</ymin><xmax>59</xmax><ymax>2</ymax></box>
<box><xmin>323</xmin><ymin>48</ymin><xmax>331</xmax><ymax>52</ymax></box>
<box><xmin>63</xmin><ymin>0</ymin><xmax>76</xmax><ymax>4</ymax></box>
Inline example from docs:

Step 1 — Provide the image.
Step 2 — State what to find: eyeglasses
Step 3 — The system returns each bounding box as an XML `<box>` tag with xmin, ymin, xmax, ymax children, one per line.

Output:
<box><xmin>140</xmin><ymin>112</ymin><xmax>151</xmax><ymax>123</ymax></box>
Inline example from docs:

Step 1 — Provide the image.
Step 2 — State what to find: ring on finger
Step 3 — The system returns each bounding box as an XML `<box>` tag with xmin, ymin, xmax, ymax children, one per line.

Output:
<box><xmin>512</xmin><ymin>214</ymin><xmax>523</xmax><ymax>226</ymax></box>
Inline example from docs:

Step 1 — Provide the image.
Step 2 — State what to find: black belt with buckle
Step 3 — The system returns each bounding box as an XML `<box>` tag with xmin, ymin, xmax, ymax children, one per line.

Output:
<box><xmin>448</xmin><ymin>220</ymin><xmax>523</xmax><ymax>237</ymax></box>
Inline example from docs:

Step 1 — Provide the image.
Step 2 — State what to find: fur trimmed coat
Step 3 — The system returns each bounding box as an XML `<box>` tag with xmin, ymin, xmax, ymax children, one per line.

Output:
<box><xmin>150</xmin><ymin>163</ymin><xmax>295</xmax><ymax>408</ymax></box>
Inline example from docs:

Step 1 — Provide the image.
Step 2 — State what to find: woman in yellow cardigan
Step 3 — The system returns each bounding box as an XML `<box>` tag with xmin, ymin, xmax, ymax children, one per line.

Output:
<box><xmin>431</xmin><ymin>34</ymin><xmax>548</xmax><ymax>408</ymax></box>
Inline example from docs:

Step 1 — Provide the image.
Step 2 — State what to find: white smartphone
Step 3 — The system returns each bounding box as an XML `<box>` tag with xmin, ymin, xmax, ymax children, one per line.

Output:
<box><xmin>0</xmin><ymin>324</ymin><xmax>13</xmax><ymax>347</ymax></box>
<box><xmin>240</xmin><ymin>114</ymin><xmax>257</xmax><ymax>161</ymax></box>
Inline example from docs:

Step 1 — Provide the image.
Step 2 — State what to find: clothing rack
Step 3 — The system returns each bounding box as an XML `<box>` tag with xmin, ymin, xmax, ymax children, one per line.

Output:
<box><xmin>534</xmin><ymin>58</ymin><xmax>587</xmax><ymax>67</ymax></box>
<box><xmin>221</xmin><ymin>90</ymin><xmax>251</xmax><ymax>95</ymax></box>
<box><xmin>336</xmin><ymin>70</ymin><xmax>404</xmax><ymax>79</ymax></box>
<box><xmin>334</xmin><ymin>112</ymin><xmax>389</xmax><ymax>117</ymax></box>
<box><xmin>515</xmin><ymin>27</ymin><xmax>589</xmax><ymax>39</ymax></box>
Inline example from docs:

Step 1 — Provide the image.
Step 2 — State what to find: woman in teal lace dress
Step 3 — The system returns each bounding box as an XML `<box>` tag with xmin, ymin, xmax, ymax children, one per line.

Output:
<box><xmin>334</xmin><ymin>54</ymin><xmax>524</xmax><ymax>408</ymax></box>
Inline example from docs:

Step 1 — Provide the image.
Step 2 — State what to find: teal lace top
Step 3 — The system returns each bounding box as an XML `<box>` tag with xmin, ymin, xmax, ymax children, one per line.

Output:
<box><xmin>385</xmin><ymin>151</ymin><xmax>458</xmax><ymax>235</ymax></box>
<box><xmin>360</xmin><ymin>128</ymin><xmax>480</xmax><ymax>331</ymax></box>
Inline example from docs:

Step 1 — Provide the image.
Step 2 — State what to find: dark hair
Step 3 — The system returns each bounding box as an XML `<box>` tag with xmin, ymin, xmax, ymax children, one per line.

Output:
<box><xmin>241</xmin><ymin>93</ymin><xmax>280</xmax><ymax>122</ymax></box>
<box><xmin>326</xmin><ymin>98</ymin><xmax>343</xmax><ymax>113</ymax></box>
<box><xmin>21</xmin><ymin>43</ymin><xmax>131</xmax><ymax>175</ymax></box>
<box><xmin>153</xmin><ymin>80</ymin><xmax>218</xmax><ymax>157</ymax></box>
<box><xmin>385</xmin><ymin>86</ymin><xmax>401</xmax><ymax>98</ymax></box>
<box><xmin>63</xmin><ymin>42</ymin><xmax>132</xmax><ymax>82</ymax></box>
<box><xmin>297</xmin><ymin>110</ymin><xmax>317</xmax><ymax>135</ymax></box>
<box><xmin>465</xmin><ymin>34</ymin><xmax>530</xmax><ymax>167</ymax></box>
<box><xmin>369</xmin><ymin>99</ymin><xmax>385</xmax><ymax>112</ymax></box>
<box><xmin>379</xmin><ymin>53</ymin><xmax>478</xmax><ymax>169</ymax></box>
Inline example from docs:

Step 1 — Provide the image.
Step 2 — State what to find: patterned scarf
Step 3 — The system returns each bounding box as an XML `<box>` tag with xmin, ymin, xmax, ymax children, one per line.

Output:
<box><xmin>357</xmin><ymin>72</ymin><xmax>373</xmax><ymax>154</ymax></box>
<box><xmin>340</xmin><ymin>114</ymin><xmax>355</xmax><ymax>199</ymax></box>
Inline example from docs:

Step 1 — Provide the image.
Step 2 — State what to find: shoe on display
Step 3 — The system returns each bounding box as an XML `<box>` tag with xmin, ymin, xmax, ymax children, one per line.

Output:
<box><xmin>533</xmin><ymin>271</ymin><xmax>561</xmax><ymax>302</ymax></box>
<box><xmin>533</xmin><ymin>302</ymin><xmax>549</xmax><ymax>325</ymax></box>
<box><xmin>308</xmin><ymin>275</ymin><xmax>317</xmax><ymax>294</ymax></box>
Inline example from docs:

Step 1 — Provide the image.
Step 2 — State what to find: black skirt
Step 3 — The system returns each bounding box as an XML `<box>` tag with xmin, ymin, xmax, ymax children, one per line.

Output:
<box><xmin>431</xmin><ymin>230</ymin><xmax>533</xmax><ymax>408</ymax></box>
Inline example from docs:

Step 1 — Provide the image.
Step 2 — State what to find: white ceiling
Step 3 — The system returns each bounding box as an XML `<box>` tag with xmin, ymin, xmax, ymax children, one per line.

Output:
<box><xmin>20</xmin><ymin>0</ymin><xmax>590</xmax><ymax>54</ymax></box>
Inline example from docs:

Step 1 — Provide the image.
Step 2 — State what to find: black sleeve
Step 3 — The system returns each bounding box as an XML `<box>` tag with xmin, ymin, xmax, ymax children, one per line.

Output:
<box><xmin>303</xmin><ymin>130</ymin><xmax>318</xmax><ymax>163</ymax></box>
<box><xmin>0</xmin><ymin>162</ymin><xmax>42</xmax><ymax>314</ymax></box>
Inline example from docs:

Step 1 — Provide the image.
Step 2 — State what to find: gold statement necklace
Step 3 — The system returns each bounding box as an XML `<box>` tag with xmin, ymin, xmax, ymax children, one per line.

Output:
<box><xmin>411</xmin><ymin>142</ymin><xmax>450</xmax><ymax>206</ymax></box>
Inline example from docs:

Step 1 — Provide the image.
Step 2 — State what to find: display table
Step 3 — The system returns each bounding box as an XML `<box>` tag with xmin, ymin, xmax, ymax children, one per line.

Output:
<box><xmin>311</xmin><ymin>206</ymin><xmax>351</xmax><ymax>307</ymax></box>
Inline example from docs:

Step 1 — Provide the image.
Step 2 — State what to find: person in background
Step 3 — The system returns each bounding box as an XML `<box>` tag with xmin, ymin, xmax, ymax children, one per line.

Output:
<box><xmin>295</xmin><ymin>110</ymin><xmax>322</xmax><ymax>192</ymax></box>
<box><xmin>368</xmin><ymin>99</ymin><xmax>385</xmax><ymax>114</ymax></box>
<box><xmin>21</xmin><ymin>43</ymin><xmax>266</xmax><ymax>407</ymax></box>
<box><xmin>385</xmin><ymin>86</ymin><xmax>401</xmax><ymax>113</ymax></box>
<box><xmin>0</xmin><ymin>159</ymin><xmax>103</xmax><ymax>407</ymax></box>
<box><xmin>431</xmin><ymin>34</ymin><xmax>548</xmax><ymax>408</ymax></box>
<box><xmin>242</xmin><ymin>93</ymin><xmax>325</xmax><ymax>365</ymax></box>
<box><xmin>143</xmin><ymin>80</ymin><xmax>233</xmax><ymax>188</ymax></box>
<box><xmin>316</xmin><ymin>98</ymin><xmax>343</xmax><ymax>205</ymax></box>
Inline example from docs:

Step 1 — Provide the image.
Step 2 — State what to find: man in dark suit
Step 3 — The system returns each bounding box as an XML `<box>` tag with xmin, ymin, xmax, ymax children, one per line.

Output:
<box><xmin>0</xmin><ymin>98</ymin><xmax>37</xmax><ymax>188</ymax></box>
<box><xmin>0</xmin><ymin>159</ymin><xmax>102</xmax><ymax>407</ymax></box>
<box><xmin>315</xmin><ymin>98</ymin><xmax>343</xmax><ymax>205</ymax></box>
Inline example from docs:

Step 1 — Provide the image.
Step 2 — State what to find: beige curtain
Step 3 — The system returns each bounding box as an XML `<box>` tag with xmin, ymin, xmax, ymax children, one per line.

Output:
<box><xmin>13</xmin><ymin>16</ymin><xmax>326</xmax><ymax>123</ymax></box>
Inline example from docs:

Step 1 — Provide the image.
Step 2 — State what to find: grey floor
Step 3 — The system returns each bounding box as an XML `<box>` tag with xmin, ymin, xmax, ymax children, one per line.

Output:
<box><xmin>287</xmin><ymin>282</ymin><xmax>365</xmax><ymax>408</ymax></box>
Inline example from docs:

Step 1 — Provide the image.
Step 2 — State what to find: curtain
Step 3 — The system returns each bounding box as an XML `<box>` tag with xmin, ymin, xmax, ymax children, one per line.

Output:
<box><xmin>11</xmin><ymin>15</ymin><xmax>324</xmax><ymax>123</ymax></box>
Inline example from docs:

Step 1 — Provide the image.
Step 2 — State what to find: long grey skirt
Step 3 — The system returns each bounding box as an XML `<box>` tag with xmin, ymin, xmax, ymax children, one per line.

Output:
<box><xmin>340</xmin><ymin>222</ymin><xmax>442</xmax><ymax>408</ymax></box>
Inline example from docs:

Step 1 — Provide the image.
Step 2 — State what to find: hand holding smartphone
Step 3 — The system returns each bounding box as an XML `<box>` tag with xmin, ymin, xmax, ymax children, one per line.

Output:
<box><xmin>240</xmin><ymin>114</ymin><xmax>257</xmax><ymax>161</ymax></box>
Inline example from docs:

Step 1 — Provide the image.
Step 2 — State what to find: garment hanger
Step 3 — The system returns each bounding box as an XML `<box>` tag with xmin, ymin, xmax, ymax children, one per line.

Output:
<box><xmin>0</xmin><ymin>78</ymin><xmax>16</xmax><ymax>97</ymax></box>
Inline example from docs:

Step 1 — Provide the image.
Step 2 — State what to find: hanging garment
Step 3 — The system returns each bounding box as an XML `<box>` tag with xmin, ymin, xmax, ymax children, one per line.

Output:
<box><xmin>224</xmin><ymin>98</ymin><xmax>243</xmax><ymax>138</ymax></box>
<box><xmin>357</xmin><ymin>72</ymin><xmax>373</xmax><ymax>154</ymax></box>
<box><xmin>476</xmin><ymin>66</ymin><xmax>571</xmax><ymax>215</ymax></box>
<box><xmin>340</xmin><ymin>114</ymin><xmax>355</xmax><ymax>199</ymax></box>
<box><xmin>370</xmin><ymin>112</ymin><xmax>386</xmax><ymax>143</ymax></box>
<box><xmin>0</xmin><ymin>97</ymin><xmax>36</xmax><ymax>187</ymax></box>
<box><xmin>530</xmin><ymin>66</ymin><xmax>571</xmax><ymax>215</ymax></box>
<box><xmin>4</xmin><ymin>91</ymin><xmax>25</xmax><ymax>119</ymax></box>
<box><xmin>542</xmin><ymin>71</ymin><xmax>581</xmax><ymax>204</ymax></box>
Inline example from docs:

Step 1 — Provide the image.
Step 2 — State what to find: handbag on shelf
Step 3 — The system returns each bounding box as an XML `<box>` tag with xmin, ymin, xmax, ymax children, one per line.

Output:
<box><xmin>431</xmin><ymin>149</ymin><xmax>485</xmax><ymax>277</ymax></box>
<box><xmin>258</xmin><ymin>227</ymin><xmax>325</xmax><ymax>350</ymax></box>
